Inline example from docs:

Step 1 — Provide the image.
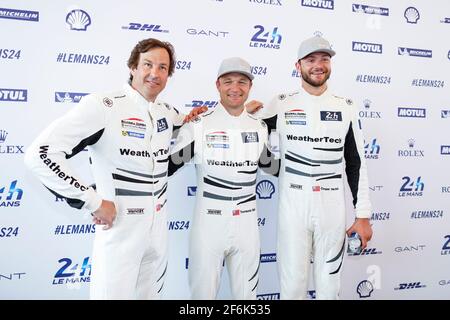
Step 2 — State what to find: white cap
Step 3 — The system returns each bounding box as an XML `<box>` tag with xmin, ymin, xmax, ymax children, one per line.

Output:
<box><xmin>297</xmin><ymin>36</ymin><xmax>336</xmax><ymax>60</ymax></box>
<box><xmin>217</xmin><ymin>57</ymin><xmax>254</xmax><ymax>80</ymax></box>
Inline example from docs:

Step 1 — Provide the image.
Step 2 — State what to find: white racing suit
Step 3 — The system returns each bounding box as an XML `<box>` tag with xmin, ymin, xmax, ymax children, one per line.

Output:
<box><xmin>24</xmin><ymin>83</ymin><xmax>184</xmax><ymax>299</ymax></box>
<box><xmin>169</xmin><ymin>104</ymin><xmax>269</xmax><ymax>299</ymax></box>
<box><xmin>260</xmin><ymin>87</ymin><xmax>371</xmax><ymax>299</ymax></box>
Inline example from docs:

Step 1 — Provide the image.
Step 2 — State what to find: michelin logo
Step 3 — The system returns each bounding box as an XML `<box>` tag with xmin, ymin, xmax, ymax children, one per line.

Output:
<box><xmin>55</xmin><ymin>92</ymin><xmax>88</xmax><ymax>103</ymax></box>
<box><xmin>0</xmin><ymin>8</ymin><xmax>39</xmax><ymax>22</ymax></box>
<box><xmin>352</xmin><ymin>4</ymin><xmax>389</xmax><ymax>16</ymax></box>
<box><xmin>260</xmin><ymin>253</ymin><xmax>276</xmax><ymax>263</ymax></box>
<box><xmin>398</xmin><ymin>47</ymin><xmax>432</xmax><ymax>58</ymax></box>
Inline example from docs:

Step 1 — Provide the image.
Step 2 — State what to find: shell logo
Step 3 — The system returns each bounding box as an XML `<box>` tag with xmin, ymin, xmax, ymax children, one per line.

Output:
<box><xmin>66</xmin><ymin>9</ymin><xmax>91</xmax><ymax>31</ymax></box>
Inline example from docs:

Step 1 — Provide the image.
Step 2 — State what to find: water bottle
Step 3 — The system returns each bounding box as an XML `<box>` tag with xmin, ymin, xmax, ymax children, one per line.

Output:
<box><xmin>347</xmin><ymin>232</ymin><xmax>362</xmax><ymax>254</ymax></box>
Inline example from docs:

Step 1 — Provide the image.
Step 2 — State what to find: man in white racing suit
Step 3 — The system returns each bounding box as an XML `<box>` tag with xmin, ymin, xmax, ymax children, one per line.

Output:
<box><xmin>24</xmin><ymin>38</ymin><xmax>201</xmax><ymax>299</ymax></box>
<box><xmin>169</xmin><ymin>57</ymin><xmax>273</xmax><ymax>299</ymax></box>
<box><xmin>247</xmin><ymin>36</ymin><xmax>373</xmax><ymax>299</ymax></box>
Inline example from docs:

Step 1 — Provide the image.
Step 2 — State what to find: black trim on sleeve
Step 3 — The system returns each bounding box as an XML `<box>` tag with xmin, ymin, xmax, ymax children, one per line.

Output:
<box><xmin>204</xmin><ymin>177</ymin><xmax>242</xmax><ymax>190</ymax></box>
<box><xmin>258</xmin><ymin>115</ymin><xmax>279</xmax><ymax>176</ymax></box>
<box><xmin>168</xmin><ymin>141</ymin><xmax>195</xmax><ymax>177</ymax></box>
<box><xmin>65</xmin><ymin>129</ymin><xmax>105</xmax><ymax>159</ymax></box>
<box><xmin>44</xmin><ymin>185</ymin><xmax>90</xmax><ymax>210</ymax></box>
<box><xmin>173</xmin><ymin>125</ymin><xmax>182</xmax><ymax>133</ymax></box>
<box><xmin>258</xmin><ymin>144</ymin><xmax>280</xmax><ymax>177</ymax></box>
<box><xmin>238</xmin><ymin>169</ymin><xmax>257</xmax><ymax>174</ymax></box>
<box><xmin>344</xmin><ymin>122</ymin><xmax>361</xmax><ymax>207</ymax></box>
<box><xmin>262</xmin><ymin>115</ymin><xmax>277</xmax><ymax>133</ymax></box>
<box><xmin>237</xmin><ymin>195</ymin><xmax>256</xmax><ymax>205</ymax></box>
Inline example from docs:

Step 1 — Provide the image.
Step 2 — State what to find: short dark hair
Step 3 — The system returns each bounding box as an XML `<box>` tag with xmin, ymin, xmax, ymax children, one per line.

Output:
<box><xmin>127</xmin><ymin>38</ymin><xmax>176</xmax><ymax>82</ymax></box>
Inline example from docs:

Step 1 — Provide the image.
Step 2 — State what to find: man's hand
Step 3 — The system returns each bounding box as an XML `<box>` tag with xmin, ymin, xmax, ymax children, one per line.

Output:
<box><xmin>245</xmin><ymin>100</ymin><xmax>264</xmax><ymax>114</ymax></box>
<box><xmin>92</xmin><ymin>200</ymin><xmax>116</xmax><ymax>230</ymax></box>
<box><xmin>346</xmin><ymin>218</ymin><xmax>373</xmax><ymax>249</ymax></box>
<box><xmin>183</xmin><ymin>106</ymin><xmax>208</xmax><ymax>123</ymax></box>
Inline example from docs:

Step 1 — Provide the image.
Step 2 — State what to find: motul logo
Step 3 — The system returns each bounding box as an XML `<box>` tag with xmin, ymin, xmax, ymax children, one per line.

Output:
<box><xmin>301</xmin><ymin>0</ymin><xmax>334</xmax><ymax>10</ymax></box>
<box><xmin>352</xmin><ymin>41</ymin><xmax>382</xmax><ymax>54</ymax></box>
<box><xmin>397</xmin><ymin>107</ymin><xmax>426</xmax><ymax>118</ymax></box>
<box><xmin>0</xmin><ymin>88</ymin><xmax>27</xmax><ymax>102</ymax></box>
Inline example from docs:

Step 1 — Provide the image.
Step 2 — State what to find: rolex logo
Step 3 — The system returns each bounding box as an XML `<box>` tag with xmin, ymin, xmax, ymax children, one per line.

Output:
<box><xmin>363</xmin><ymin>99</ymin><xmax>371</xmax><ymax>109</ymax></box>
<box><xmin>0</xmin><ymin>130</ymin><xmax>8</xmax><ymax>143</ymax></box>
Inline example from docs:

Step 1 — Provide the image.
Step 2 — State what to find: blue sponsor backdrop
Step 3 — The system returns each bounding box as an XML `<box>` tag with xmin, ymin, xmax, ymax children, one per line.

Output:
<box><xmin>1</xmin><ymin>0</ymin><xmax>449</xmax><ymax>299</ymax></box>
